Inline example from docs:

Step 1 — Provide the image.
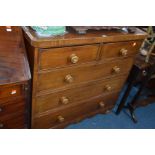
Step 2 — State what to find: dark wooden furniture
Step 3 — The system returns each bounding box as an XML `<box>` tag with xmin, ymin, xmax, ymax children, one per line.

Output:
<box><xmin>23</xmin><ymin>27</ymin><xmax>146</xmax><ymax>129</ymax></box>
<box><xmin>116</xmin><ymin>54</ymin><xmax>155</xmax><ymax>123</ymax></box>
<box><xmin>0</xmin><ymin>26</ymin><xmax>31</xmax><ymax>129</ymax></box>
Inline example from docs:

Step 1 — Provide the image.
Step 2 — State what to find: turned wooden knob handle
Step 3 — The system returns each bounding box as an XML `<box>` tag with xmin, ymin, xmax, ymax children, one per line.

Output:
<box><xmin>99</xmin><ymin>101</ymin><xmax>105</xmax><ymax>108</ymax></box>
<box><xmin>70</xmin><ymin>54</ymin><xmax>79</xmax><ymax>64</ymax></box>
<box><xmin>105</xmin><ymin>85</ymin><xmax>112</xmax><ymax>91</ymax></box>
<box><xmin>112</xmin><ymin>66</ymin><xmax>120</xmax><ymax>74</ymax></box>
<box><xmin>0</xmin><ymin>123</ymin><xmax>4</xmax><ymax>128</ymax></box>
<box><xmin>65</xmin><ymin>74</ymin><xmax>73</xmax><ymax>83</ymax></box>
<box><xmin>120</xmin><ymin>48</ymin><xmax>128</xmax><ymax>56</ymax></box>
<box><xmin>60</xmin><ymin>96</ymin><xmax>69</xmax><ymax>104</ymax></box>
<box><xmin>58</xmin><ymin>116</ymin><xmax>65</xmax><ymax>123</ymax></box>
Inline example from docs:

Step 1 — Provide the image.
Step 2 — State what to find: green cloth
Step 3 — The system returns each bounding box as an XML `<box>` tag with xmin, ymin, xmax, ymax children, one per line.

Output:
<box><xmin>31</xmin><ymin>26</ymin><xmax>66</xmax><ymax>36</ymax></box>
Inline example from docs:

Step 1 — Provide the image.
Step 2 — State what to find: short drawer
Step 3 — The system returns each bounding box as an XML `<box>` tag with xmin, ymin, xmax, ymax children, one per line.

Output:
<box><xmin>0</xmin><ymin>85</ymin><xmax>23</xmax><ymax>99</ymax></box>
<box><xmin>35</xmin><ymin>76</ymin><xmax>126</xmax><ymax>115</ymax></box>
<box><xmin>101</xmin><ymin>40</ymin><xmax>142</xmax><ymax>60</ymax></box>
<box><xmin>39</xmin><ymin>44</ymin><xmax>99</xmax><ymax>70</ymax></box>
<box><xmin>32</xmin><ymin>92</ymin><xmax>119</xmax><ymax>129</ymax></box>
<box><xmin>38</xmin><ymin>58</ymin><xmax>133</xmax><ymax>91</ymax></box>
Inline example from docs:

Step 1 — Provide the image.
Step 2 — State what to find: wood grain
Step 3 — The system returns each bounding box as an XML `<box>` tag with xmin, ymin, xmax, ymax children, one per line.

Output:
<box><xmin>0</xmin><ymin>26</ymin><xmax>31</xmax><ymax>85</ymax></box>
<box><xmin>101</xmin><ymin>40</ymin><xmax>143</xmax><ymax>60</ymax></box>
<box><xmin>37</xmin><ymin>58</ymin><xmax>133</xmax><ymax>91</ymax></box>
<box><xmin>23</xmin><ymin>27</ymin><xmax>147</xmax><ymax>128</ymax></box>
<box><xmin>0</xmin><ymin>97</ymin><xmax>25</xmax><ymax>118</ymax></box>
<box><xmin>23</xmin><ymin>27</ymin><xmax>147</xmax><ymax>48</ymax></box>
<box><xmin>34</xmin><ymin>75</ymin><xmax>126</xmax><ymax>115</ymax></box>
<box><xmin>0</xmin><ymin>85</ymin><xmax>22</xmax><ymax>99</ymax></box>
<box><xmin>0</xmin><ymin>26</ymin><xmax>31</xmax><ymax>129</ymax></box>
<box><xmin>39</xmin><ymin>44</ymin><xmax>99</xmax><ymax>70</ymax></box>
<box><xmin>0</xmin><ymin>112</ymin><xmax>25</xmax><ymax>129</ymax></box>
<box><xmin>32</xmin><ymin>92</ymin><xmax>119</xmax><ymax>129</ymax></box>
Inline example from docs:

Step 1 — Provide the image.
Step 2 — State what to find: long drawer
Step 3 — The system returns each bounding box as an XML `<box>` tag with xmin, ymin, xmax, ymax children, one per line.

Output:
<box><xmin>39</xmin><ymin>44</ymin><xmax>99</xmax><ymax>70</ymax></box>
<box><xmin>37</xmin><ymin>58</ymin><xmax>133</xmax><ymax>91</ymax></box>
<box><xmin>0</xmin><ymin>97</ymin><xmax>25</xmax><ymax>117</ymax></box>
<box><xmin>0</xmin><ymin>110</ymin><xmax>25</xmax><ymax>129</ymax></box>
<box><xmin>32</xmin><ymin>92</ymin><xmax>119</xmax><ymax>129</ymax></box>
<box><xmin>34</xmin><ymin>76</ymin><xmax>126</xmax><ymax>115</ymax></box>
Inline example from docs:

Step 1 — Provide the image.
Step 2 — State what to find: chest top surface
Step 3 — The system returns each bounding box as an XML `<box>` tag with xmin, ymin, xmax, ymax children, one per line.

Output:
<box><xmin>23</xmin><ymin>27</ymin><xmax>147</xmax><ymax>48</ymax></box>
<box><xmin>0</xmin><ymin>26</ymin><xmax>31</xmax><ymax>85</ymax></box>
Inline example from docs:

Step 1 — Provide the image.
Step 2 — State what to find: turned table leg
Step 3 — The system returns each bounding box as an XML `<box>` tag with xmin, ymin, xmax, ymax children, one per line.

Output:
<box><xmin>116</xmin><ymin>66</ymin><xmax>140</xmax><ymax>114</ymax></box>
<box><xmin>126</xmin><ymin>63</ymin><xmax>155</xmax><ymax>123</ymax></box>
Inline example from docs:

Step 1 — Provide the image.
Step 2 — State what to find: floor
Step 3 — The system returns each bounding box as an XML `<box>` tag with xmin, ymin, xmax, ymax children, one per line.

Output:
<box><xmin>66</xmin><ymin>86</ymin><xmax>155</xmax><ymax>129</ymax></box>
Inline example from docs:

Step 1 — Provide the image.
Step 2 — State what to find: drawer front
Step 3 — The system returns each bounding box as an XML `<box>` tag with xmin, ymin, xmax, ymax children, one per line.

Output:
<box><xmin>33</xmin><ymin>92</ymin><xmax>119</xmax><ymax>129</ymax></box>
<box><xmin>38</xmin><ymin>58</ymin><xmax>133</xmax><ymax>91</ymax></box>
<box><xmin>0</xmin><ymin>98</ymin><xmax>25</xmax><ymax>117</ymax></box>
<box><xmin>0</xmin><ymin>111</ymin><xmax>25</xmax><ymax>129</ymax></box>
<box><xmin>39</xmin><ymin>44</ymin><xmax>99</xmax><ymax>70</ymax></box>
<box><xmin>101</xmin><ymin>41</ymin><xmax>142</xmax><ymax>60</ymax></box>
<box><xmin>35</xmin><ymin>76</ymin><xmax>126</xmax><ymax>115</ymax></box>
<box><xmin>0</xmin><ymin>85</ymin><xmax>23</xmax><ymax>99</ymax></box>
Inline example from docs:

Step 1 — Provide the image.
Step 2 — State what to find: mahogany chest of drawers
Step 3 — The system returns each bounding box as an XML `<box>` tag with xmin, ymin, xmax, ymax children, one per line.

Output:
<box><xmin>0</xmin><ymin>26</ymin><xmax>31</xmax><ymax>129</ymax></box>
<box><xmin>23</xmin><ymin>27</ymin><xmax>147</xmax><ymax>128</ymax></box>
